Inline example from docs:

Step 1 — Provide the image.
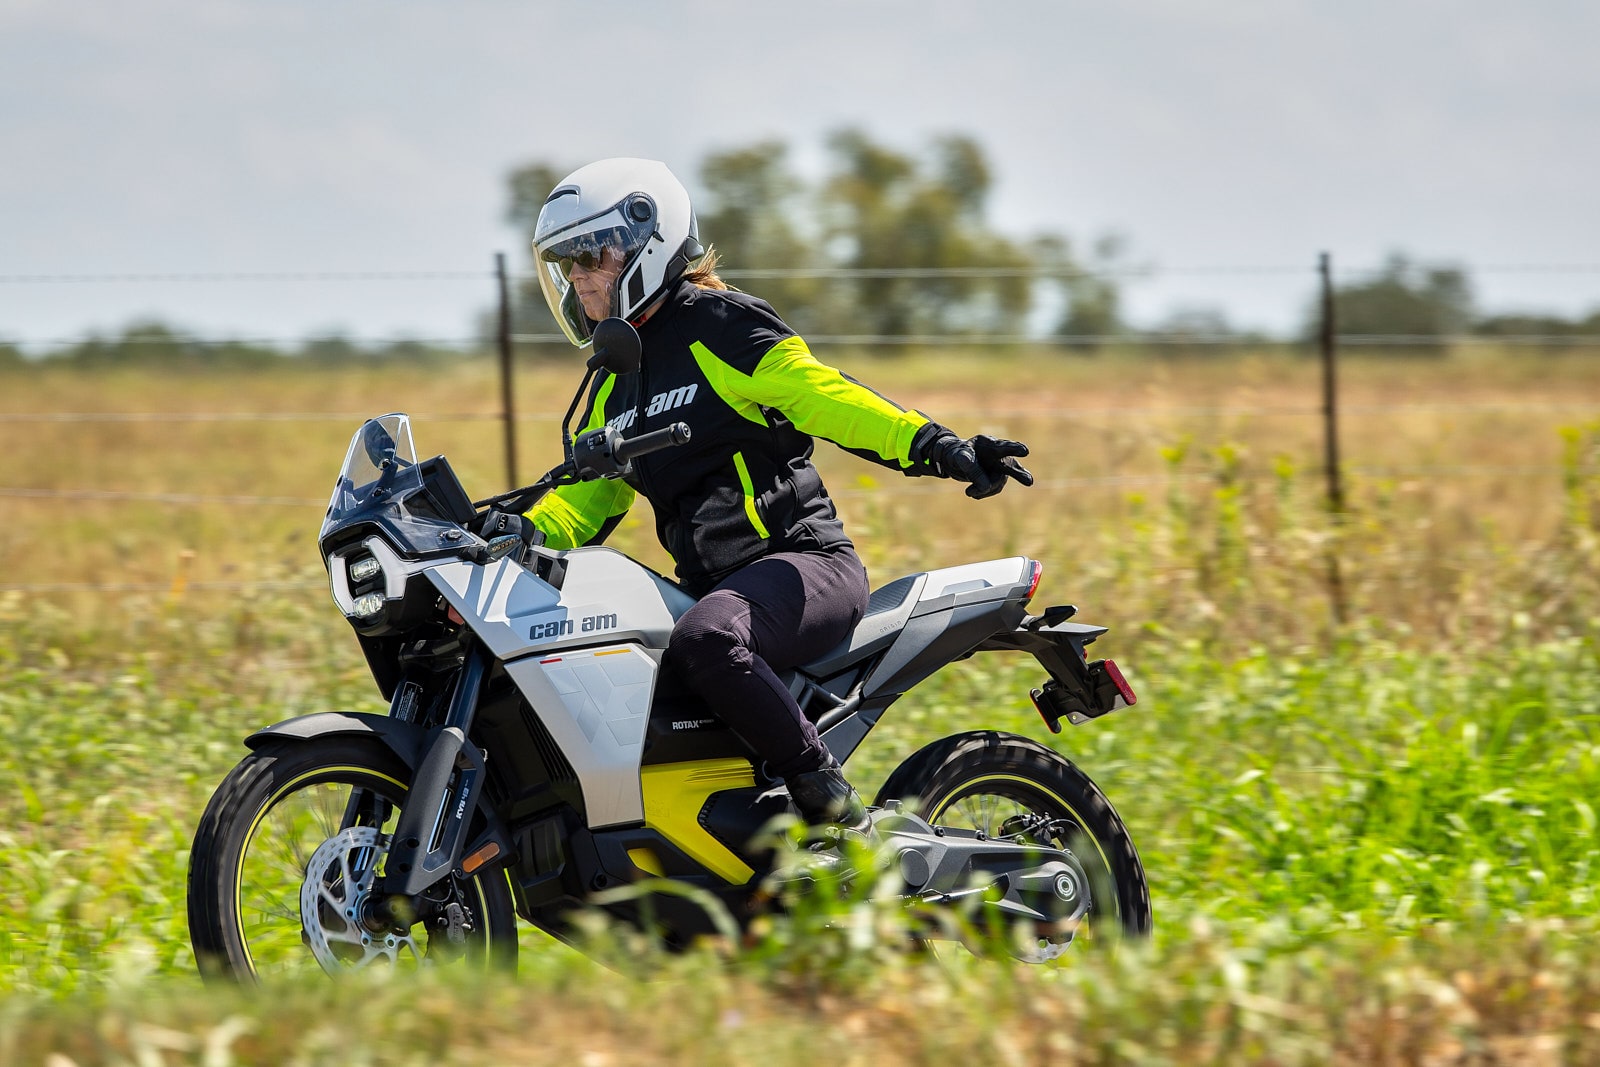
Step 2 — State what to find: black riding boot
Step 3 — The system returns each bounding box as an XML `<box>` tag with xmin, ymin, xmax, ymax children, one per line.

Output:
<box><xmin>786</xmin><ymin>760</ymin><xmax>871</xmax><ymax>835</ymax></box>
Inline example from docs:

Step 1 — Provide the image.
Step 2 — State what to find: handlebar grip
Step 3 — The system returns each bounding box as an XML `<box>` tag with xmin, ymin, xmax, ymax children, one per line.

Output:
<box><xmin>614</xmin><ymin>422</ymin><xmax>691</xmax><ymax>464</ymax></box>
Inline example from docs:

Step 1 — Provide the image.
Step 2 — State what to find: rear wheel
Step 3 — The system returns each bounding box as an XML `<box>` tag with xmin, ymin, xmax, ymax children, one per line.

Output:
<box><xmin>187</xmin><ymin>736</ymin><xmax>517</xmax><ymax>981</ymax></box>
<box><xmin>875</xmin><ymin>730</ymin><xmax>1151</xmax><ymax>956</ymax></box>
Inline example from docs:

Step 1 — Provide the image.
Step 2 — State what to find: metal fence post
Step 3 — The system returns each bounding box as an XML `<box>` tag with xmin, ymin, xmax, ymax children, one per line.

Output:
<box><xmin>496</xmin><ymin>252</ymin><xmax>518</xmax><ymax>488</ymax></box>
<box><xmin>1319</xmin><ymin>251</ymin><xmax>1347</xmax><ymax>626</ymax></box>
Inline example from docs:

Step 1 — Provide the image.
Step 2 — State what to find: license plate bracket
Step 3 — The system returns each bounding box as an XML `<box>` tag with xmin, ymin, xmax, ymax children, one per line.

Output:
<box><xmin>1030</xmin><ymin>659</ymin><xmax>1136</xmax><ymax>732</ymax></box>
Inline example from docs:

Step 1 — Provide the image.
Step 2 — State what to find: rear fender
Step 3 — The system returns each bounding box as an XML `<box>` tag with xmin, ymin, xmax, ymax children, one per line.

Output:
<box><xmin>977</xmin><ymin>621</ymin><xmax>1106</xmax><ymax>679</ymax></box>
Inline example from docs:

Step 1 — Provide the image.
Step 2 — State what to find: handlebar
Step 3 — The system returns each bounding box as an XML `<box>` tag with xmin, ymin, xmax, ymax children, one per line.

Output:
<box><xmin>614</xmin><ymin>421</ymin><xmax>691</xmax><ymax>464</ymax></box>
<box><xmin>471</xmin><ymin>421</ymin><xmax>692</xmax><ymax>514</ymax></box>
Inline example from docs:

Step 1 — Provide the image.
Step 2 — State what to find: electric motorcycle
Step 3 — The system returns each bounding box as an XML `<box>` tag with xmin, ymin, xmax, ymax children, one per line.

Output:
<box><xmin>186</xmin><ymin>318</ymin><xmax>1150</xmax><ymax>979</ymax></box>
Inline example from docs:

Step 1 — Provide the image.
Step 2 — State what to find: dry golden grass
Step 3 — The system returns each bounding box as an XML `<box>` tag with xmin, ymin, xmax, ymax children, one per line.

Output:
<box><xmin>1</xmin><ymin>347</ymin><xmax>1596</xmax><ymax>653</ymax></box>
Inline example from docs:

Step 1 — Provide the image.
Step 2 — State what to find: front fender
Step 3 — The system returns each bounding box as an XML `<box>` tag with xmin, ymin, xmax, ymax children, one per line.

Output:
<box><xmin>245</xmin><ymin>712</ymin><xmax>430</xmax><ymax>770</ymax></box>
<box><xmin>245</xmin><ymin>712</ymin><xmax>516</xmax><ymax>882</ymax></box>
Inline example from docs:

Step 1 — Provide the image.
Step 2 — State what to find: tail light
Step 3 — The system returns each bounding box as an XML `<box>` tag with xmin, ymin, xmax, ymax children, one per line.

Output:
<box><xmin>1024</xmin><ymin>561</ymin><xmax>1044</xmax><ymax>600</ymax></box>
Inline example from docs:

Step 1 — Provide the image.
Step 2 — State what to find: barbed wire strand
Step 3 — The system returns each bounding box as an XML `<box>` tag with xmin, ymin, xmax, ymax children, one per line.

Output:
<box><xmin>2</xmin><ymin>401</ymin><xmax>1597</xmax><ymax>426</ymax></box>
<box><xmin>0</xmin><ymin>463</ymin><xmax>1581</xmax><ymax>510</ymax></box>
<box><xmin>0</xmin><ymin>539</ymin><xmax>1572</xmax><ymax>596</ymax></box>
<box><xmin>6</xmin><ymin>262</ymin><xmax>1600</xmax><ymax>285</ymax></box>
<box><xmin>11</xmin><ymin>332</ymin><xmax>1600</xmax><ymax>351</ymax></box>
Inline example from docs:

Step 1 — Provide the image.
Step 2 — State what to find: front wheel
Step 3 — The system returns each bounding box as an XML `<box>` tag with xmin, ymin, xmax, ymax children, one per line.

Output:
<box><xmin>875</xmin><ymin>730</ymin><xmax>1152</xmax><ymax>955</ymax></box>
<box><xmin>187</xmin><ymin>735</ymin><xmax>518</xmax><ymax>981</ymax></box>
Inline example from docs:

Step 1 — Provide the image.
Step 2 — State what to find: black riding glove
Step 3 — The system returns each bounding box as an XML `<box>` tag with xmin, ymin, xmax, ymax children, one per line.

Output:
<box><xmin>911</xmin><ymin>423</ymin><xmax>1035</xmax><ymax>499</ymax></box>
<box><xmin>473</xmin><ymin>509</ymin><xmax>542</xmax><ymax>552</ymax></box>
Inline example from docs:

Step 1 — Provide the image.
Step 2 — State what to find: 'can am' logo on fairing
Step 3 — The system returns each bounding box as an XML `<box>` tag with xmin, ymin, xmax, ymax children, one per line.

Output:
<box><xmin>530</xmin><ymin>618</ymin><xmax>574</xmax><ymax>641</ymax></box>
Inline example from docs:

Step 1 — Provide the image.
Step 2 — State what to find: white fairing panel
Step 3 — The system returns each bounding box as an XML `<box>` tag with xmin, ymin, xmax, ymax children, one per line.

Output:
<box><xmin>503</xmin><ymin>645</ymin><xmax>656</xmax><ymax>826</ymax></box>
<box><xmin>425</xmin><ymin>546</ymin><xmax>696</xmax><ymax>828</ymax></box>
<box><xmin>425</xmin><ymin>546</ymin><xmax>692</xmax><ymax>663</ymax></box>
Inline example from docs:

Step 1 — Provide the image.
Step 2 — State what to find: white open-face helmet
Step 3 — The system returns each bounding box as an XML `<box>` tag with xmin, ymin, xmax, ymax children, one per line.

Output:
<box><xmin>533</xmin><ymin>158</ymin><xmax>703</xmax><ymax>347</ymax></box>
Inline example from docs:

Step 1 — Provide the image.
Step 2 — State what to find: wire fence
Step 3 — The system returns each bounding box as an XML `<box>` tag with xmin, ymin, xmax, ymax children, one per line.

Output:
<box><xmin>6</xmin><ymin>262</ymin><xmax>1600</xmax><ymax>285</ymax></box>
<box><xmin>0</xmin><ymin>462</ymin><xmax>1581</xmax><ymax>515</ymax></box>
<box><xmin>0</xmin><ymin>541</ymin><xmax>1567</xmax><ymax>596</ymax></box>
<box><xmin>5</xmin><ymin>256</ymin><xmax>1598</xmax><ymax>614</ymax></box>
<box><xmin>11</xmin><ymin>332</ymin><xmax>1600</xmax><ymax>352</ymax></box>
<box><xmin>2</xmin><ymin>402</ymin><xmax>1598</xmax><ymax>426</ymax></box>
<box><xmin>5</xmin><ymin>257</ymin><xmax>1600</xmax><ymax>352</ymax></box>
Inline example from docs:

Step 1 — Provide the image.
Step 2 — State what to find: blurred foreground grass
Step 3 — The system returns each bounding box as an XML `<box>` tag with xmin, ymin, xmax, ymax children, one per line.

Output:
<box><xmin>1</xmin><ymin>352</ymin><xmax>1599</xmax><ymax>1062</ymax></box>
<box><xmin>6</xmin><ymin>923</ymin><xmax>1600</xmax><ymax>1065</ymax></box>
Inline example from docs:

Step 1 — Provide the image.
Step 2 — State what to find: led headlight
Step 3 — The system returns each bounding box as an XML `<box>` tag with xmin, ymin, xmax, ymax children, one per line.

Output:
<box><xmin>348</xmin><ymin>557</ymin><xmax>382</xmax><ymax>583</ymax></box>
<box><xmin>350</xmin><ymin>592</ymin><xmax>386</xmax><ymax>618</ymax></box>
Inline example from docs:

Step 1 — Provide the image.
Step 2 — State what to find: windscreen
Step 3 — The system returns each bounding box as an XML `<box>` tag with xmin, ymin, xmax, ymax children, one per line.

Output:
<box><xmin>324</xmin><ymin>414</ymin><xmax>418</xmax><ymax>530</ymax></box>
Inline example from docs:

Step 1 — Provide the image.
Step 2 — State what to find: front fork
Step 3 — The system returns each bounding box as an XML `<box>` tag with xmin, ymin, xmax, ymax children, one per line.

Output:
<box><xmin>341</xmin><ymin>642</ymin><xmax>509</xmax><ymax>908</ymax></box>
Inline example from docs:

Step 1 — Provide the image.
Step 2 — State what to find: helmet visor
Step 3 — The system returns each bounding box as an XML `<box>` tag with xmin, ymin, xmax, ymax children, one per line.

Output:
<box><xmin>534</xmin><ymin>206</ymin><xmax>656</xmax><ymax>346</ymax></box>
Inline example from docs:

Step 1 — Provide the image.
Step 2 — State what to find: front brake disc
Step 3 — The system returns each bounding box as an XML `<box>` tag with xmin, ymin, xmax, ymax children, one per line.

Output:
<box><xmin>299</xmin><ymin>826</ymin><xmax>423</xmax><ymax>974</ymax></box>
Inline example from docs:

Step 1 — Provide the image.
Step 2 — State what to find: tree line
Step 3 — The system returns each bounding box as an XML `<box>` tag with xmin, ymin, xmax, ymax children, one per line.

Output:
<box><xmin>507</xmin><ymin>131</ymin><xmax>1600</xmax><ymax>349</ymax></box>
<box><xmin>504</xmin><ymin>129</ymin><xmax>1124</xmax><ymax>343</ymax></box>
<box><xmin>4</xmin><ymin>129</ymin><xmax>1598</xmax><ymax>368</ymax></box>
<box><xmin>1312</xmin><ymin>253</ymin><xmax>1600</xmax><ymax>341</ymax></box>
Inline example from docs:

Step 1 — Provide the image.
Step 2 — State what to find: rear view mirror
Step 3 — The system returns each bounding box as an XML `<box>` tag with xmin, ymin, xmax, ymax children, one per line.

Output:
<box><xmin>361</xmin><ymin>420</ymin><xmax>399</xmax><ymax>468</ymax></box>
<box><xmin>587</xmin><ymin>318</ymin><xmax>642</xmax><ymax>374</ymax></box>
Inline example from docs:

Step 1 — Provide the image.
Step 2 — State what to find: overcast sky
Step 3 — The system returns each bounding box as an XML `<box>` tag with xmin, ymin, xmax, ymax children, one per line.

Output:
<box><xmin>3</xmin><ymin>0</ymin><xmax>1598</xmax><ymax>347</ymax></box>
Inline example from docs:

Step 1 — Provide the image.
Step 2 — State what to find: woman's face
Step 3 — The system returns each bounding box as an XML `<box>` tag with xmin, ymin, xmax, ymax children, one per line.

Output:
<box><xmin>570</xmin><ymin>245</ymin><xmax>626</xmax><ymax>322</ymax></box>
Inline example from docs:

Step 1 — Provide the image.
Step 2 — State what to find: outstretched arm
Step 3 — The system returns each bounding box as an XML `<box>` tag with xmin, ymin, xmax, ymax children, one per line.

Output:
<box><xmin>692</xmin><ymin>334</ymin><xmax>1033</xmax><ymax>496</ymax></box>
<box><xmin>691</xmin><ymin>335</ymin><xmax>930</xmax><ymax>471</ymax></box>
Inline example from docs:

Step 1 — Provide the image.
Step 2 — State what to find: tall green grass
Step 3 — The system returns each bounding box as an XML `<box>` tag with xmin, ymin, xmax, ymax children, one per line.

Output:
<box><xmin>3</xmin><ymin>358</ymin><xmax>1599</xmax><ymax>1061</ymax></box>
<box><xmin>4</xmin><ymin>586</ymin><xmax>1597</xmax><ymax>997</ymax></box>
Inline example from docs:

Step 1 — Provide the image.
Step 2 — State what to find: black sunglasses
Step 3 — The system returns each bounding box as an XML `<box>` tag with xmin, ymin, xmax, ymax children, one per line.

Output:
<box><xmin>544</xmin><ymin>236</ymin><xmax>617</xmax><ymax>279</ymax></box>
<box><xmin>568</xmin><ymin>250</ymin><xmax>609</xmax><ymax>277</ymax></box>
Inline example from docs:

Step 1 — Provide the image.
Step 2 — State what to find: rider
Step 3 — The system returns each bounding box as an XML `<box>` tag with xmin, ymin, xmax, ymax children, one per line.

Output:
<box><xmin>527</xmin><ymin>158</ymin><xmax>1032</xmax><ymax>831</ymax></box>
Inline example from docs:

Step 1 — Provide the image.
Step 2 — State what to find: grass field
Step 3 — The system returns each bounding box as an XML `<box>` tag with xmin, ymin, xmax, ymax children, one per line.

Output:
<box><xmin>1</xmin><ymin>349</ymin><xmax>1598</xmax><ymax>1063</ymax></box>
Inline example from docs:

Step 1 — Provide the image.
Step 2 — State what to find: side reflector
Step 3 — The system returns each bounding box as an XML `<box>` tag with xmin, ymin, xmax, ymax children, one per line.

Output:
<box><xmin>446</xmin><ymin>606</ymin><xmax>465</xmax><ymax>625</ymax></box>
<box><xmin>1030</xmin><ymin>687</ymin><xmax>1064</xmax><ymax>734</ymax></box>
<box><xmin>460</xmin><ymin>841</ymin><xmax>502</xmax><ymax>874</ymax></box>
<box><xmin>1101</xmin><ymin>659</ymin><xmax>1137</xmax><ymax>706</ymax></box>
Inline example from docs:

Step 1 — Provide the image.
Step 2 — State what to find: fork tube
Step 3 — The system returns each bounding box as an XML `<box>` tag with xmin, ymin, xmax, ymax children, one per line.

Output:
<box><xmin>444</xmin><ymin>640</ymin><xmax>492</xmax><ymax>733</ymax></box>
<box><xmin>338</xmin><ymin>668</ymin><xmax>430</xmax><ymax>833</ymax></box>
<box><xmin>375</xmin><ymin>641</ymin><xmax>495</xmax><ymax>896</ymax></box>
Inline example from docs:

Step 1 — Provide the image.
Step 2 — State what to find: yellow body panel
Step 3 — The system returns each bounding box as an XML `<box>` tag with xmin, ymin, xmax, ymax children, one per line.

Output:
<box><xmin>627</xmin><ymin>847</ymin><xmax>665</xmax><ymax>877</ymax></box>
<box><xmin>639</xmin><ymin>758</ymin><xmax>758</xmax><ymax>885</ymax></box>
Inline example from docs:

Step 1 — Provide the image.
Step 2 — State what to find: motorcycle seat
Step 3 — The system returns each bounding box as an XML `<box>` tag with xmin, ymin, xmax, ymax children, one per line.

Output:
<box><xmin>797</xmin><ymin>571</ymin><xmax>927</xmax><ymax>679</ymax></box>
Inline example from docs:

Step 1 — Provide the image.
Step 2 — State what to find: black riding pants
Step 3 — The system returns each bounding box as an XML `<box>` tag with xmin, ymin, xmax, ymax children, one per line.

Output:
<box><xmin>657</xmin><ymin>546</ymin><xmax>870</xmax><ymax>779</ymax></box>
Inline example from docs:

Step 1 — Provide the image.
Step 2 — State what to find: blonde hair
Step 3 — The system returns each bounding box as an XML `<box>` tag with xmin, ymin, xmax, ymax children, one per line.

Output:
<box><xmin>682</xmin><ymin>245</ymin><xmax>731</xmax><ymax>290</ymax></box>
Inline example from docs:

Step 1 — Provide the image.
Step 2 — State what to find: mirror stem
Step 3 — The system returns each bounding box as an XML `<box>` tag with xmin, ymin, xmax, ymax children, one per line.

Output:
<box><xmin>559</xmin><ymin>366</ymin><xmax>599</xmax><ymax>462</ymax></box>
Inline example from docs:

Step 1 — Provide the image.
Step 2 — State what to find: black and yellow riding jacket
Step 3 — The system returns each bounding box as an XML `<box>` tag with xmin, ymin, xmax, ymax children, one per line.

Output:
<box><xmin>528</xmin><ymin>280</ymin><xmax>934</xmax><ymax>595</ymax></box>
